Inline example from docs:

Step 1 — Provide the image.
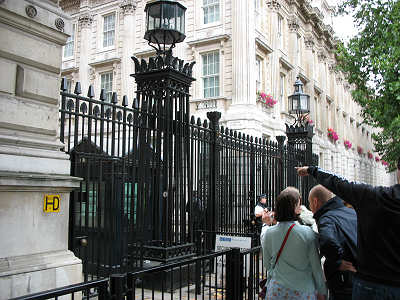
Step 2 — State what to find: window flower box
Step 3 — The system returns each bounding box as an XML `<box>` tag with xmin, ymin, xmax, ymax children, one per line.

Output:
<box><xmin>327</xmin><ymin>128</ymin><xmax>338</xmax><ymax>142</ymax></box>
<box><xmin>257</xmin><ymin>91</ymin><xmax>277</xmax><ymax>108</ymax></box>
<box><xmin>344</xmin><ymin>140</ymin><xmax>352</xmax><ymax>149</ymax></box>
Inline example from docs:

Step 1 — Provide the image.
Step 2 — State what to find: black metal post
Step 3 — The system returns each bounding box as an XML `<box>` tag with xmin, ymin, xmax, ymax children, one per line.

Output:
<box><xmin>276</xmin><ymin>136</ymin><xmax>286</xmax><ymax>196</ymax></box>
<box><xmin>206</xmin><ymin>111</ymin><xmax>221</xmax><ymax>235</ymax></box>
<box><xmin>226</xmin><ymin>248</ymin><xmax>243</xmax><ymax>300</ymax></box>
<box><xmin>110</xmin><ymin>273</ymin><xmax>126</xmax><ymax>300</ymax></box>
<box><xmin>249</xmin><ymin>136</ymin><xmax>255</xmax><ymax>235</ymax></box>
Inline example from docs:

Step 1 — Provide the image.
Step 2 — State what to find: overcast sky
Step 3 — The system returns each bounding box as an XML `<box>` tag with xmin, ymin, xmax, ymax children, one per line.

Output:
<box><xmin>328</xmin><ymin>0</ymin><xmax>358</xmax><ymax>42</ymax></box>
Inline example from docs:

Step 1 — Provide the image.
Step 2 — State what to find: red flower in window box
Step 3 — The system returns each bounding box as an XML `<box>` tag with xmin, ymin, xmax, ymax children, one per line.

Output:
<box><xmin>257</xmin><ymin>91</ymin><xmax>277</xmax><ymax>108</ymax></box>
<box><xmin>327</xmin><ymin>128</ymin><xmax>339</xmax><ymax>142</ymax></box>
<box><xmin>344</xmin><ymin>140</ymin><xmax>352</xmax><ymax>149</ymax></box>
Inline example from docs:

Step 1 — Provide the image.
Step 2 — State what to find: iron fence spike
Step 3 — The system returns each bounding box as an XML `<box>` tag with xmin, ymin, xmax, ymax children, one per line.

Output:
<box><xmin>61</xmin><ymin>77</ymin><xmax>67</xmax><ymax>91</ymax></box>
<box><xmin>74</xmin><ymin>82</ymin><xmax>81</xmax><ymax>95</ymax></box>
<box><xmin>122</xmin><ymin>95</ymin><xmax>128</xmax><ymax>107</ymax></box>
<box><xmin>87</xmin><ymin>85</ymin><xmax>95</xmax><ymax>98</ymax></box>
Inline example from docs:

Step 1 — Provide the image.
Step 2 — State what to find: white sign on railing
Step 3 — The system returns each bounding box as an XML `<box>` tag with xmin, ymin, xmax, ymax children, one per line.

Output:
<box><xmin>214</xmin><ymin>234</ymin><xmax>252</xmax><ymax>287</ymax></box>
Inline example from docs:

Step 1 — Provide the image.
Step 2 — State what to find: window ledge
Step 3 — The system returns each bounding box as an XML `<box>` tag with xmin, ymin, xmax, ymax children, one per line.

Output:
<box><xmin>89</xmin><ymin>57</ymin><xmax>121</xmax><ymax>68</ymax></box>
<box><xmin>191</xmin><ymin>97</ymin><xmax>227</xmax><ymax>110</ymax></box>
<box><xmin>97</xmin><ymin>46</ymin><xmax>116</xmax><ymax>54</ymax></box>
<box><xmin>186</xmin><ymin>34</ymin><xmax>230</xmax><ymax>47</ymax></box>
<box><xmin>191</xmin><ymin>96</ymin><xmax>227</xmax><ymax>103</ymax></box>
<box><xmin>199</xmin><ymin>22</ymin><xmax>223</xmax><ymax>30</ymax></box>
<box><xmin>62</xmin><ymin>56</ymin><xmax>74</xmax><ymax>62</ymax></box>
<box><xmin>279</xmin><ymin>56</ymin><xmax>294</xmax><ymax>71</ymax></box>
<box><xmin>255</xmin><ymin>37</ymin><xmax>273</xmax><ymax>54</ymax></box>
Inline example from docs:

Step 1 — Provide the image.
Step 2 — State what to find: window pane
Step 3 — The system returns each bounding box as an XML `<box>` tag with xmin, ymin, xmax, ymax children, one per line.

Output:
<box><xmin>103</xmin><ymin>14</ymin><xmax>115</xmax><ymax>47</ymax></box>
<box><xmin>63</xmin><ymin>25</ymin><xmax>75</xmax><ymax>57</ymax></box>
<box><xmin>101</xmin><ymin>72</ymin><xmax>113</xmax><ymax>103</ymax></box>
<box><xmin>203</xmin><ymin>0</ymin><xmax>220</xmax><ymax>24</ymax></box>
<box><xmin>202</xmin><ymin>51</ymin><xmax>220</xmax><ymax>98</ymax></box>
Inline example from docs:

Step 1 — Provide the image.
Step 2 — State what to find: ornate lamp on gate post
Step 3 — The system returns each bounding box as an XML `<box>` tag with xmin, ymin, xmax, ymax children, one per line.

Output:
<box><xmin>286</xmin><ymin>77</ymin><xmax>314</xmax><ymax>198</ymax></box>
<box><xmin>130</xmin><ymin>1</ymin><xmax>197</xmax><ymax>266</ymax></box>
<box><xmin>144</xmin><ymin>0</ymin><xmax>186</xmax><ymax>55</ymax></box>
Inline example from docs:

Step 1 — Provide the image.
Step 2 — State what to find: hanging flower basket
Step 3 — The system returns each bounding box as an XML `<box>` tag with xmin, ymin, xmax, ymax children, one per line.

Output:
<box><xmin>327</xmin><ymin>128</ymin><xmax>338</xmax><ymax>142</ymax></box>
<box><xmin>344</xmin><ymin>140</ymin><xmax>352</xmax><ymax>149</ymax></box>
<box><xmin>367</xmin><ymin>151</ymin><xmax>373</xmax><ymax>159</ymax></box>
<box><xmin>375</xmin><ymin>156</ymin><xmax>380</xmax><ymax>162</ymax></box>
<box><xmin>382</xmin><ymin>160</ymin><xmax>389</xmax><ymax>166</ymax></box>
<box><xmin>257</xmin><ymin>91</ymin><xmax>277</xmax><ymax>108</ymax></box>
<box><xmin>357</xmin><ymin>146</ymin><xmax>363</xmax><ymax>154</ymax></box>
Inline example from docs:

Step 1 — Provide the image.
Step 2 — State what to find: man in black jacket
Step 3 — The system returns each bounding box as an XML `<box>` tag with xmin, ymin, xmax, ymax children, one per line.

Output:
<box><xmin>309</xmin><ymin>185</ymin><xmax>357</xmax><ymax>300</ymax></box>
<box><xmin>296</xmin><ymin>156</ymin><xmax>400</xmax><ymax>300</ymax></box>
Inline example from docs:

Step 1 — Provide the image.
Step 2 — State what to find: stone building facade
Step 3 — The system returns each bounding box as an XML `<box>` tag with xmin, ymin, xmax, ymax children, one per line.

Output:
<box><xmin>0</xmin><ymin>0</ymin><xmax>82</xmax><ymax>298</ymax></box>
<box><xmin>60</xmin><ymin>0</ymin><xmax>395</xmax><ymax>186</ymax></box>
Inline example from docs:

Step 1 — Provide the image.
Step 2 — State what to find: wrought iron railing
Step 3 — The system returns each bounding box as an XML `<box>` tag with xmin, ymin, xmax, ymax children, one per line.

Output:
<box><xmin>59</xmin><ymin>79</ymin><xmax>316</xmax><ymax>279</ymax></box>
<box><xmin>10</xmin><ymin>278</ymin><xmax>108</xmax><ymax>300</ymax></box>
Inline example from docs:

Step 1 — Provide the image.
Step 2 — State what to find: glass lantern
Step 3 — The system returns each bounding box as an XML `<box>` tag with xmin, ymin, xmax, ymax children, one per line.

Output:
<box><xmin>288</xmin><ymin>77</ymin><xmax>310</xmax><ymax>114</ymax></box>
<box><xmin>144</xmin><ymin>1</ymin><xmax>186</xmax><ymax>47</ymax></box>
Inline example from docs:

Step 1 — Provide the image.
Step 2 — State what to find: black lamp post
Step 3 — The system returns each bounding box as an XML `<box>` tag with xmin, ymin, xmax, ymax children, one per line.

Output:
<box><xmin>286</xmin><ymin>76</ymin><xmax>314</xmax><ymax>203</ymax></box>
<box><xmin>144</xmin><ymin>0</ymin><xmax>186</xmax><ymax>55</ymax></box>
<box><xmin>288</xmin><ymin>77</ymin><xmax>310</xmax><ymax>126</ymax></box>
<box><xmin>131</xmin><ymin>1</ymin><xmax>198</xmax><ymax>263</ymax></box>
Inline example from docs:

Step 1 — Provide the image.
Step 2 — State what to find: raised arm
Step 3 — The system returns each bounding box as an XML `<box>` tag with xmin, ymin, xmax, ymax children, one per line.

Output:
<box><xmin>296</xmin><ymin>166</ymin><xmax>377</xmax><ymax>209</ymax></box>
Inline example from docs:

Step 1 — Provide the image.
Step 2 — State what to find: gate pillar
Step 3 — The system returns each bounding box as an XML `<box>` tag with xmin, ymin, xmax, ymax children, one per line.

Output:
<box><xmin>130</xmin><ymin>52</ymin><xmax>196</xmax><ymax>263</ymax></box>
<box><xmin>285</xmin><ymin>123</ymin><xmax>314</xmax><ymax>201</ymax></box>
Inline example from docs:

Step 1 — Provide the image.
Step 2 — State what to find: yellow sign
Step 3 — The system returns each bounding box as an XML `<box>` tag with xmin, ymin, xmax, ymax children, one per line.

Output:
<box><xmin>43</xmin><ymin>195</ymin><xmax>60</xmax><ymax>212</ymax></box>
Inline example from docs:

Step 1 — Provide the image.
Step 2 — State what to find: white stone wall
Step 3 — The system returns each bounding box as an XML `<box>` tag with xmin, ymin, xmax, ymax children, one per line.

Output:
<box><xmin>60</xmin><ymin>0</ymin><xmax>395</xmax><ymax>186</ymax></box>
<box><xmin>0</xmin><ymin>0</ymin><xmax>82</xmax><ymax>297</ymax></box>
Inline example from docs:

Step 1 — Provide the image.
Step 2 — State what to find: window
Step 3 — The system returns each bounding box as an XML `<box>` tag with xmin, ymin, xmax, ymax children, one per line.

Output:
<box><xmin>256</xmin><ymin>57</ymin><xmax>262</xmax><ymax>91</ymax></box>
<box><xmin>103</xmin><ymin>14</ymin><xmax>115</xmax><ymax>48</ymax></box>
<box><xmin>203</xmin><ymin>0</ymin><xmax>220</xmax><ymax>24</ymax></box>
<box><xmin>202</xmin><ymin>51</ymin><xmax>220</xmax><ymax>98</ymax></box>
<box><xmin>64</xmin><ymin>24</ymin><xmax>75</xmax><ymax>58</ymax></box>
<box><xmin>279</xmin><ymin>74</ymin><xmax>285</xmax><ymax>109</ymax></box>
<box><xmin>278</xmin><ymin>15</ymin><xmax>283</xmax><ymax>49</ymax></box>
<box><xmin>101</xmin><ymin>72</ymin><xmax>113</xmax><ymax>102</ymax></box>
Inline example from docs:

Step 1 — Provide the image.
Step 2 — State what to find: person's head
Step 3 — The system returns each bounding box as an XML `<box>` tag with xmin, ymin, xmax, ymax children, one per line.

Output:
<box><xmin>258</xmin><ymin>194</ymin><xmax>267</xmax><ymax>204</ymax></box>
<box><xmin>274</xmin><ymin>187</ymin><xmax>302</xmax><ymax>222</ymax></box>
<box><xmin>308</xmin><ymin>185</ymin><xmax>333</xmax><ymax>214</ymax></box>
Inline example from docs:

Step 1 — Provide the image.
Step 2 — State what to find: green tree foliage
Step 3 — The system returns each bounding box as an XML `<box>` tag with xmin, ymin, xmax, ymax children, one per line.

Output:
<box><xmin>336</xmin><ymin>0</ymin><xmax>400</xmax><ymax>170</ymax></box>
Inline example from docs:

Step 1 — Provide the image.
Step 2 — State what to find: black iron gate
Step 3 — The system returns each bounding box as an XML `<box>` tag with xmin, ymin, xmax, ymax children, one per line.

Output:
<box><xmin>59</xmin><ymin>53</ymin><xmax>316</xmax><ymax>280</ymax></box>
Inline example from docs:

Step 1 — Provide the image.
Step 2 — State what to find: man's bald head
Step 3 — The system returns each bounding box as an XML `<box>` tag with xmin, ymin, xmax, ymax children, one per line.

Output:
<box><xmin>308</xmin><ymin>185</ymin><xmax>333</xmax><ymax>213</ymax></box>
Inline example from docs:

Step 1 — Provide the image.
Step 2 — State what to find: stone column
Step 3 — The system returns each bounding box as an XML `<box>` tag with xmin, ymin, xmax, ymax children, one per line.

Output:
<box><xmin>78</xmin><ymin>13</ymin><xmax>93</xmax><ymax>90</ymax></box>
<box><xmin>120</xmin><ymin>0</ymin><xmax>136</xmax><ymax>97</ymax></box>
<box><xmin>0</xmin><ymin>1</ymin><xmax>81</xmax><ymax>298</ymax></box>
<box><xmin>231</xmin><ymin>0</ymin><xmax>256</xmax><ymax>105</ymax></box>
